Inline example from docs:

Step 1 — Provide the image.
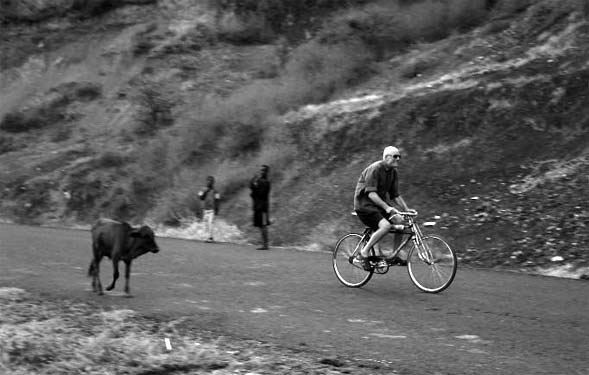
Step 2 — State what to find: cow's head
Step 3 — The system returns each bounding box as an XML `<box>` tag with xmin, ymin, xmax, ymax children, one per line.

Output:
<box><xmin>130</xmin><ymin>225</ymin><xmax>160</xmax><ymax>254</ymax></box>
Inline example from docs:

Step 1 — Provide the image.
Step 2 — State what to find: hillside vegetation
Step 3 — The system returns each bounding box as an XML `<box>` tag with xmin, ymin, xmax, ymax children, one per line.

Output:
<box><xmin>0</xmin><ymin>0</ymin><xmax>588</xmax><ymax>277</ymax></box>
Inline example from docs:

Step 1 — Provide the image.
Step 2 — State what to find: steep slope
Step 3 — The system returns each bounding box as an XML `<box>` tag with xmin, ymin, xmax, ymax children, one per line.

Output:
<box><xmin>0</xmin><ymin>1</ymin><xmax>280</xmax><ymax>224</ymax></box>
<box><xmin>261</xmin><ymin>6</ymin><xmax>589</xmax><ymax>276</ymax></box>
<box><xmin>0</xmin><ymin>1</ymin><xmax>587</xmax><ymax>277</ymax></box>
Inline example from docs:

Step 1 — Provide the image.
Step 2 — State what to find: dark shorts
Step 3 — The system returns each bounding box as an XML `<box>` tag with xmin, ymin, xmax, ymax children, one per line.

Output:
<box><xmin>253</xmin><ymin>210</ymin><xmax>269</xmax><ymax>227</ymax></box>
<box><xmin>356</xmin><ymin>209</ymin><xmax>386</xmax><ymax>230</ymax></box>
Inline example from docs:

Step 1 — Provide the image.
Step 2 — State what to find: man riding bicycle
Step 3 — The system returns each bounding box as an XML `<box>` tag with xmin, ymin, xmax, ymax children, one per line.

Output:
<box><xmin>353</xmin><ymin>146</ymin><xmax>415</xmax><ymax>270</ymax></box>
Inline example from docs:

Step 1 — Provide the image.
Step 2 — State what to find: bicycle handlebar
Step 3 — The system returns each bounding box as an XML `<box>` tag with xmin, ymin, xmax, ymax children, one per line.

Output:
<box><xmin>351</xmin><ymin>210</ymin><xmax>418</xmax><ymax>218</ymax></box>
<box><xmin>386</xmin><ymin>211</ymin><xmax>418</xmax><ymax>225</ymax></box>
<box><xmin>390</xmin><ymin>210</ymin><xmax>418</xmax><ymax>218</ymax></box>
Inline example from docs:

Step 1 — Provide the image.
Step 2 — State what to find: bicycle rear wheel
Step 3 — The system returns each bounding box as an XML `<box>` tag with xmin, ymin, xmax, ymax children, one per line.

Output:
<box><xmin>333</xmin><ymin>233</ymin><xmax>373</xmax><ymax>288</ymax></box>
<box><xmin>407</xmin><ymin>235</ymin><xmax>457</xmax><ymax>293</ymax></box>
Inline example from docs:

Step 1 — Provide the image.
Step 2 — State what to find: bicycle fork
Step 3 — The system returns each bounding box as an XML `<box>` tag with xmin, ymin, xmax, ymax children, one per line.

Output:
<box><xmin>411</xmin><ymin>224</ymin><xmax>434</xmax><ymax>265</ymax></box>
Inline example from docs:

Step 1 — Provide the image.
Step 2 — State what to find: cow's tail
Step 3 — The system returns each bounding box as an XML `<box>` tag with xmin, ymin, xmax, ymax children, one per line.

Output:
<box><xmin>88</xmin><ymin>261</ymin><xmax>95</xmax><ymax>277</ymax></box>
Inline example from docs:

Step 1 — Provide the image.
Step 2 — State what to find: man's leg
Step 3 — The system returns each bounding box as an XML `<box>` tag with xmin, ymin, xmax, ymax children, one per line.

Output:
<box><xmin>360</xmin><ymin>218</ymin><xmax>392</xmax><ymax>257</ymax></box>
<box><xmin>204</xmin><ymin>210</ymin><xmax>214</xmax><ymax>241</ymax></box>
<box><xmin>389</xmin><ymin>214</ymin><xmax>406</xmax><ymax>260</ymax></box>
<box><xmin>258</xmin><ymin>226</ymin><xmax>269</xmax><ymax>250</ymax></box>
<box><xmin>209</xmin><ymin>213</ymin><xmax>215</xmax><ymax>240</ymax></box>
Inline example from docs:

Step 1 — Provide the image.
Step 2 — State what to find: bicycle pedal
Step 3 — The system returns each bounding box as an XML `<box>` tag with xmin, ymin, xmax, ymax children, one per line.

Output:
<box><xmin>376</xmin><ymin>260</ymin><xmax>388</xmax><ymax>268</ymax></box>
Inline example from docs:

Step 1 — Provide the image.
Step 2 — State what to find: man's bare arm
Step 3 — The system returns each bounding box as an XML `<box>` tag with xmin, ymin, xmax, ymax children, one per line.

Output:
<box><xmin>368</xmin><ymin>192</ymin><xmax>396</xmax><ymax>214</ymax></box>
<box><xmin>393</xmin><ymin>195</ymin><xmax>410</xmax><ymax>212</ymax></box>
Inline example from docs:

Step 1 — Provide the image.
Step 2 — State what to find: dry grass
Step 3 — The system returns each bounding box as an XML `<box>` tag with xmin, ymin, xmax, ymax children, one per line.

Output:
<box><xmin>0</xmin><ymin>287</ymin><xmax>372</xmax><ymax>374</ymax></box>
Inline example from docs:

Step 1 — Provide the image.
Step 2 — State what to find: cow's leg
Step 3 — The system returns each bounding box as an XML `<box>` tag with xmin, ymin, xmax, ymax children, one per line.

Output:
<box><xmin>123</xmin><ymin>260</ymin><xmax>132</xmax><ymax>297</ymax></box>
<box><xmin>94</xmin><ymin>257</ymin><xmax>104</xmax><ymax>295</ymax></box>
<box><xmin>88</xmin><ymin>260</ymin><xmax>97</xmax><ymax>292</ymax></box>
<box><xmin>106</xmin><ymin>258</ymin><xmax>119</xmax><ymax>291</ymax></box>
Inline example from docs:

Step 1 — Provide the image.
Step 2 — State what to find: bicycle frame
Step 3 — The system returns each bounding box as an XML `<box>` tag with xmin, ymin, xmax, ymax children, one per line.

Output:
<box><xmin>356</xmin><ymin>213</ymin><xmax>420</xmax><ymax>261</ymax></box>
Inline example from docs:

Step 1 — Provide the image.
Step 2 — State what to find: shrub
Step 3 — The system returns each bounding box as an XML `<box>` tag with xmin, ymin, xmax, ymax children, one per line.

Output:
<box><xmin>133</xmin><ymin>85</ymin><xmax>174</xmax><ymax>136</ymax></box>
<box><xmin>172</xmin><ymin>24</ymin><xmax>218</xmax><ymax>53</ymax></box>
<box><xmin>133</xmin><ymin>40</ymin><xmax>156</xmax><ymax>56</ymax></box>
<box><xmin>73</xmin><ymin>83</ymin><xmax>102</xmax><ymax>101</ymax></box>
<box><xmin>284</xmin><ymin>39</ymin><xmax>373</xmax><ymax>100</ymax></box>
<box><xmin>9</xmin><ymin>179</ymin><xmax>54</xmax><ymax>223</ymax></box>
<box><xmin>518</xmin><ymin>0</ymin><xmax>585</xmax><ymax>37</ymax></box>
<box><xmin>1</xmin><ymin>82</ymin><xmax>101</xmax><ymax>133</ymax></box>
<box><xmin>48</xmin><ymin>81</ymin><xmax>102</xmax><ymax>103</ymax></box>
<box><xmin>132</xmin><ymin>23</ymin><xmax>159</xmax><ymax>56</ymax></box>
<box><xmin>64</xmin><ymin>173</ymin><xmax>108</xmax><ymax>220</ymax></box>
<box><xmin>321</xmin><ymin>0</ymin><xmax>489</xmax><ymax>58</ymax></box>
<box><xmin>0</xmin><ymin>0</ymin><xmax>72</xmax><ymax>22</ymax></box>
<box><xmin>95</xmin><ymin>151</ymin><xmax>128</xmax><ymax>168</ymax></box>
<box><xmin>217</xmin><ymin>121</ymin><xmax>265</xmax><ymax>158</ymax></box>
<box><xmin>71</xmin><ymin>0</ymin><xmax>116</xmax><ymax>16</ymax></box>
<box><xmin>1</xmin><ymin>0</ymin><xmax>156</xmax><ymax>23</ymax></box>
<box><xmin>50</xmin><ymin>124</ymin><xmax>73</xmax><ymax>142</ymax></box>
<box><xmin>177</xmin><ymin>38</ymin><xmax>372</xmax><ymax>164</ymax></box>
<box><xmin>213</xmin><ymin>0</ymin><xmax>370</xmax><ymax>35</ymax></box>
<box><xmin>131</xmin><ymin>137</ymin><xmax>177</xmax><ymax>202</ymax></box>
<box><xmin>0</xmin><ymin>110</ymin><xmax>52</xmax><ymax>133</ymax></box>
<box><xmin>71</xmin><ymin>0</ymin><xmax>157</xmax><ymax>17</ymax></box>
<box><xmin>0</xmin><ymin>135</ymin><xmax>18</xmax><ymax>154</ymax></box>
<box><xmin>151</xmin><ymin>175</ymin><xmax>202</xmax><ymax>225</ymax></box>
<box><xmin>492</xmin><ymin>0</ymin><xmax>534</xmax><ymax>16</ymax></box>
<box><xmin>217</xmin><ymin>11</ymin><xmax>273</xmax><ymax>44</ymax></box>
<box><xmin>399</xmin><ymin>53</ymin><xmax>441</xmax><ymax>78</ymax></box>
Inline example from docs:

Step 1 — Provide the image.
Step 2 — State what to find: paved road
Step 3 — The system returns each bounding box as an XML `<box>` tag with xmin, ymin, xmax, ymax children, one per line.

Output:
<box><xmin>0</xmin><ymin>223</ymin><xmax>587</xmax><ymax>374</ymax></box>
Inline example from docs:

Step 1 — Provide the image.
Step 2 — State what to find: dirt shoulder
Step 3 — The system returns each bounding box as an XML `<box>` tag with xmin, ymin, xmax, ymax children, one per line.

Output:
<box><xmin>0</xmin><ymin>287</ymin><xmax>390</xmax><ymax>375</ymax></box>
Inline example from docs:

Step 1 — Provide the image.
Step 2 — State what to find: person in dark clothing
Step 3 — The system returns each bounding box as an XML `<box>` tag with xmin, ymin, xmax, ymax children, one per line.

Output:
<box><xmin>250</xmin><ymin>165</ymin><xmax>271</xmax><ymax>250</ymax></box>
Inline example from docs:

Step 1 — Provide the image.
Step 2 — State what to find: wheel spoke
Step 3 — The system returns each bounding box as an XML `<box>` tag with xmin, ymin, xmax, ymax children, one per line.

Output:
<box><xmin>333</xmin><ymin>234</ymin><xmax>373</xmax><ymax>288</ymax></box>
<box><xmin>407</xmin><ymin>236</ymin><xmax>457</xmax><ymax>293</ymax></box>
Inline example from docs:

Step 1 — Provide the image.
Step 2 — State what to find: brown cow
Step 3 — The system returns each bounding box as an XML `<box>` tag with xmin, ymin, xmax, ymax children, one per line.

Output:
<box><xmin>88</xmin><ymin>218</ymin><xmax>160</xmax><ymax>296</ymax></box>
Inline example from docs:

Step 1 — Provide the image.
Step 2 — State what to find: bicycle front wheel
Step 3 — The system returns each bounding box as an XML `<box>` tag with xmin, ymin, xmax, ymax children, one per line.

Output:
<box><xmin>407</xmin><ymin>235</ymin><xmax>457</xmax><ymax>293</ymax></box>
<box><xmin>333</xmin><ymin>233</ymin><xmax>373</xmax><ymax>288</ymax></box>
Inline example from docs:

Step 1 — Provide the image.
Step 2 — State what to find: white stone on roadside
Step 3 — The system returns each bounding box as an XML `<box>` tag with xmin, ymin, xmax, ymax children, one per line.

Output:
<box><xmin>423</xmin><ymin>222</ymin><xmax>436</xmax><ymax>227</ymax></box>
<box><xmin>251</xmin><ymin>308</ymin><xmax>268</xmax><ymax>313</ymax></box>
<box><xmin>550</xmin><ymin>256</ymin><xmax>564</xmax><ymax>262</ymax></box>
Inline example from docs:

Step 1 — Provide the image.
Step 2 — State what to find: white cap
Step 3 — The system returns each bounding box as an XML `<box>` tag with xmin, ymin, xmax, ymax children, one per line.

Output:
<box><xmin>383</xmin><ymin>146</ymin><xmax>400</xmax><ymax>159</ymax></box>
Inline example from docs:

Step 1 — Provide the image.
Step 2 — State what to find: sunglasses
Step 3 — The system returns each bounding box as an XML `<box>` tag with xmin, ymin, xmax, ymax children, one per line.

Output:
<box><xmin>392</xmin><ymin>155</ymin><xmax>402</xmax><ymax>160</ymax></box>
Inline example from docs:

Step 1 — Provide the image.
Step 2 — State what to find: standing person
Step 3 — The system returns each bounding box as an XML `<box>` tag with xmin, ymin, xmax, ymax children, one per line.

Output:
<box><xmin>353</xmin><ymin>146</ymin><xmax>415</xmax><ymax>269</ymax></box>
<box><xmin>250</xmin><ymin>165</ymin><xmax>271</xmax><ymax>250</ymax></box>
<box><xmin>199</xmin><ymin>176</ymin><xmax>220</xmax><ymax>243</ymax></box>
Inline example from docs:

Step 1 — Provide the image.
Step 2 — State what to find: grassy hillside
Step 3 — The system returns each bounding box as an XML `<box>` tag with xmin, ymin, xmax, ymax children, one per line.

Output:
<box><xmin>0</xmin><ymin>0</ymin><xmax>588</xmax><ymax>276</ymax></box>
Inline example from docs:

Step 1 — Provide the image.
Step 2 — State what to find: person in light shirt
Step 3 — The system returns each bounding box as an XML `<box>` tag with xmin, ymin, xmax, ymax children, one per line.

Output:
<box><xmin>353</xmin><ymin>146</ymin><xmax>415</xmax><ymax>269</ymax></box>
<box><xmin>198</xmin><ymin>176</ymin><xmax>221</xmax><ymax>243</ymax></box>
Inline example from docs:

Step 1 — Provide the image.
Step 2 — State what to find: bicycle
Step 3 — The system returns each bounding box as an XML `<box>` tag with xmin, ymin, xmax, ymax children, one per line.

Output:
<box><xmin>332</xmin><ymin>211</ymin><xmax>457</xmax><ymax>293</ymax></box>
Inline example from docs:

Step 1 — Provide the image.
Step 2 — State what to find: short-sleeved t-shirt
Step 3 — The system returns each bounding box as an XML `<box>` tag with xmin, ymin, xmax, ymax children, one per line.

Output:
<box><xmin>353</xmin><ymin>160</ymin><xmax>399</xmax><ymax>213</ymax></box>
<box><xmin>200</xmin><ymin>189</ymin><xmax>220</xmax><ymax>211</ymax></box>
